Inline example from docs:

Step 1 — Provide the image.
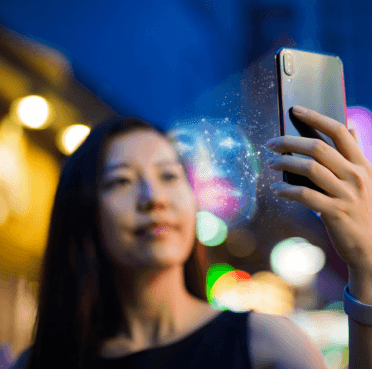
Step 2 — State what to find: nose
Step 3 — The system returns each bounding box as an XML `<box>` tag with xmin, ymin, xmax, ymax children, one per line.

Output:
<box><xmin>137</xmin><ymin>177</ymin><xmax>169</xmax><ymax>212</ymax></box>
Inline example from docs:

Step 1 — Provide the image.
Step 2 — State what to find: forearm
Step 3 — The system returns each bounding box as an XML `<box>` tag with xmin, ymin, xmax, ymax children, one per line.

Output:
<box><xmin>347</xmin><ymin>268</ymin><xmax>372</xmax><ymax>369</ymax></box>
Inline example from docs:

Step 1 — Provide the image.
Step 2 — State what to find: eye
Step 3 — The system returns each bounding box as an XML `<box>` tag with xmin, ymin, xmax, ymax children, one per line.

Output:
<box><xmin>161</xmin><ymin>173</ymin><xmax>178</xmax><ymax>182</ymax></box>
<box><xmin>104</xmin><ymin>177</ymin><xmax>131</xmax><ymax>189</ymax></box>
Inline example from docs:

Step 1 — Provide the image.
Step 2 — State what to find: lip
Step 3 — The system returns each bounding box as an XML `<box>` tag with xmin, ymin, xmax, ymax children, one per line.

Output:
<box><xmin>135</xmin><ymin>221</ymin><xmax>179</xmax><ymax>238</ymax></box>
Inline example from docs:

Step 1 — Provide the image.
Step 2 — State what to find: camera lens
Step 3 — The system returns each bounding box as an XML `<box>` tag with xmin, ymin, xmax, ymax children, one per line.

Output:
<box><xmin>283</xmin><ymin>53</ymin><xmax>294</xmax><ymax>76</ymax></box>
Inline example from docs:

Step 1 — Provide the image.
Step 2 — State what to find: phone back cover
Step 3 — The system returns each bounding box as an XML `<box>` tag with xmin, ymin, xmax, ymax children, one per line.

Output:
<box><xmin>275</xmin><ymin>48</ymin><xmax>347</xmax><ymax>193</ymax></box>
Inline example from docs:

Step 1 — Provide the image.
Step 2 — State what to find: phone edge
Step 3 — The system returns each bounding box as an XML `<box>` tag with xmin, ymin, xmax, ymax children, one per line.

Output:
<box><xmin>274</xmin><ymin>48</ymin><xmax>291</xmax><ymax>184</ymax></box>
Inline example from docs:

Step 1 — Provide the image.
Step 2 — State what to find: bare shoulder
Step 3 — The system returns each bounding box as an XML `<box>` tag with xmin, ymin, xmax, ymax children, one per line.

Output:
<box><xmin>248</xmin><ymin>311</ymin><xmax>328</xmax><ymax>369</ymax></box>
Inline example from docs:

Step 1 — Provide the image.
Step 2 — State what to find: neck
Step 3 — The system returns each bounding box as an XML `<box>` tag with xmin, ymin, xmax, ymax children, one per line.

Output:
<box><xmin>113</xmin><ymin>264</ymin><xmax>200</xmax><ymax>346</ymax></box>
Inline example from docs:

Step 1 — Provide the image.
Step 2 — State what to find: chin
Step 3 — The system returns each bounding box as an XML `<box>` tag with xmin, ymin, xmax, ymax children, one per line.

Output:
<box><xmin>110</xmin><ymin>235</ymin><xmax>194</xmax><ymax>268</ymax></box>
<box><xmin>147</xmin><ymin>242</ymin><xmax>193</xmax><ymax>264</ymax></box>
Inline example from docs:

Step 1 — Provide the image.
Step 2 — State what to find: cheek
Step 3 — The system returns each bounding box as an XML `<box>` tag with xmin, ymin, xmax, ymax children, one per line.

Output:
<box><xmin>98</xmin><ymin>194</ymin><xmax>135</xmax><ymax>242</ymax></box>
<box><xmin>102</xmin><ymin>192</ymin><xmax>134</xmax><ymax>221</ymax></box>
<box><xmin>177</xmin><ymin>188</ymin><xmax>197</xmax><ymax>241</ymax></box>
<box><xmin>98</xmin><ymin>199</ymin><xmax>137</xmax><ymax>265</ymax></box>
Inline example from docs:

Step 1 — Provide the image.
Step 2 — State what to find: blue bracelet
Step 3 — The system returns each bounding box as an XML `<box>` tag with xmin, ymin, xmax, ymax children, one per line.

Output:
<box><xmin>343</xmin><ymin>284</ymin><xmax>372</xmax><ymax>325</ymax></box>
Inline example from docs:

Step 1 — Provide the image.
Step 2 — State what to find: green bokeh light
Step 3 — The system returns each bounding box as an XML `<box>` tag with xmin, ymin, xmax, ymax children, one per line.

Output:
<box><xmin>322</xmin><ymin>346</ymin><xmax>349</xmax><ymax>369</ymax></box>
<box><xmin>197</xmin><ymin>211</ymin><xmax>228</xmax><ymax>247</ymax></box>
<box><xmin>324</xmin><ymin>301</ymin><xmax>344</xmax><ymax>313</ymax></box>
<box><xmin>206</xmin><ymin>262</ymin><xmax>235</xmax><ymax>307</ymax></box>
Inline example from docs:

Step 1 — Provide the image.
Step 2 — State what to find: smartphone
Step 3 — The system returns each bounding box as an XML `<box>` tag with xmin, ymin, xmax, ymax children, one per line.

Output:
<box><xmin>275</xmin><ymin>47</ymin><xmax>348</xmax><ymax>194</ymax></box>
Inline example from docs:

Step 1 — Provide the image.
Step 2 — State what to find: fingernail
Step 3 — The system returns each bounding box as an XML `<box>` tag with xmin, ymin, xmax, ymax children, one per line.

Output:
<box><xmin>270</xmin><ymin>182</ymin><xmax>280</xmax><ymax>189</ymax></box>
<box><xmin>293</xmin><ymin>105</ymin><xmax>307</xmax><ymax>115</ymax></box>
<box><xmin>267</xmin><ymin>138</ymin><xmax>279</xmax><ymax>148</ymax></box>
<box><xmin>270</xmin><ymin>182</ymin><xmax>282</xmax><ymax>193</ymax></box>
<box><xmin>266</xmin><ymin>157</ymin><xmax>276</xmax><ymax>166</ymax></box>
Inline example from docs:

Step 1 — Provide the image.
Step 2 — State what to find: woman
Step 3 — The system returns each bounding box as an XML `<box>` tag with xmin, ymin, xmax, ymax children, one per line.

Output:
<box><xmin>11</xmin><ymin>106</ymin><xmax>372</xmax><ymax>368</ymax></box>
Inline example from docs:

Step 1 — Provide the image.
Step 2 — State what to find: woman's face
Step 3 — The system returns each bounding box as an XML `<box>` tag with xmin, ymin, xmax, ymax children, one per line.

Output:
<box><xmin>97</xmin><ymin>129</ymin><xmax>198</xmax><ymax>269</ymax></box>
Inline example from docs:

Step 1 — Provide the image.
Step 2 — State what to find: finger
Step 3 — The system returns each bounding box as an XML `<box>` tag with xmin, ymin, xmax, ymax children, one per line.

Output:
<box><xmin>348</xmin><ymin>129</ymin><xmax>372</xmax><ymax>174</ymax></box>
<box><xmin>268</xmin><ymin>135</ymin><xmax>355</xmax><ymax>182</ymax></box>
<box><xmin>292</xmin><ymin>106</ymin><xmax>369</xmax><ymax>168</ymax></box>
<box><xmin>349</xmin><ymin>128</ymin><xmax>358</xmax><ymax>143</ymax></box>
<box><xmin>270</xmin><ymin>181</ymin><xmax>335</xmax><ymax>215</ymax></box>
<box><xmin>268</xmin><ymin>155</ymin><xmax>352</xmax><ymax>199</ymax></box>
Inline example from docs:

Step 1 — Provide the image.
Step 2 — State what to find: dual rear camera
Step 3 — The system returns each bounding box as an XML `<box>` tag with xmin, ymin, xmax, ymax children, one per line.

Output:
<box><xmin>283</xmin><ymin>52</ymin><xmax>294</xmax><ymax>76</ymax></box>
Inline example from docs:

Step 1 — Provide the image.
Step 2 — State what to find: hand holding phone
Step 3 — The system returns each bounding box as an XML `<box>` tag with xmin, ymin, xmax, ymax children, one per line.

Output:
<box><xmin>269</xmin><ymin>51</ymin><xmax>372</xmax><ymax>345</ymax></box>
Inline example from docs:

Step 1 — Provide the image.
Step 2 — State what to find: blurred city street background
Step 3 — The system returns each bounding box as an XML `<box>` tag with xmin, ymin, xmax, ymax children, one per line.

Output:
<box><xmin>0</xmin><ymin>0</ymin><xmax>371</xmax><ymax>368</ymax></box>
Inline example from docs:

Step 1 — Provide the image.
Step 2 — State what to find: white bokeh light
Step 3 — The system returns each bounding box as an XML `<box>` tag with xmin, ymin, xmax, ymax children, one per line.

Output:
<box><xmin>17</xmin><ymin>96</ymin><xmax>49</xmax><ymax>129</ymax></box>
<box><xmin>58</xmin><ymin>124</ymin><xmax>91</xmax><ymax>155</ymax></box>
<box><xmin>270</xmin><ymin>237</ymin><xmax>326</xmax><ymax>287</ymax></box>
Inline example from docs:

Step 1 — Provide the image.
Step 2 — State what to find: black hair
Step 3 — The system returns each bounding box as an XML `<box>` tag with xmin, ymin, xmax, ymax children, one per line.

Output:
<box><xmin>26</xmin><ymin>117</ymin><xmax>208</xmax><ymax>368</ymax></box>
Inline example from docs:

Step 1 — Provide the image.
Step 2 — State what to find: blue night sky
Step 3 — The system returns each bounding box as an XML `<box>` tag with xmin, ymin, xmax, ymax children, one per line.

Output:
<box><xmin>0</xmin><ymin>0</ymin><xmax>371</xmax><ymax>128</ymax></box>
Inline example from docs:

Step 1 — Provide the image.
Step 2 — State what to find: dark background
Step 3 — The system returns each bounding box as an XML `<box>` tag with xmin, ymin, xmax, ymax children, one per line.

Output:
<box><xmin>0</xmin><ymin>0</ymin><xmax>369</xmax><ymax>128</ymax></box>
<box><xmin>0</xmin><ymin>0</ymin><xmax>371</xmax><ymax>297</ymax></box>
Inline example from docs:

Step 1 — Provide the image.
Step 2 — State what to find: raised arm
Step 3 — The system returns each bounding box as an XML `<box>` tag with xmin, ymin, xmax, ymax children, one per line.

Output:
<box><xmin>266</xmin><ymin>105</ymin><xmax>372</xmax><ymax>368</ymax></box>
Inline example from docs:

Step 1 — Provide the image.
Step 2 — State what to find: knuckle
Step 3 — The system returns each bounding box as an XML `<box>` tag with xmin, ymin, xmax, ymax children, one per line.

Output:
<box><xmin>335</xmin><ymin>124</ymin><xmax>348</xmax><ymax>138</ymax></box>
<box><xmin>350</xmin><ymin>166</ymin><xmax>366</xmax><ymax>189</ymax></box>
<box><xmin>333</xmin><ymin>202</ymin><xmax>348</xmax><ymax>220</ymax></box>
<box><xmin>280</xmin><ymin>137</ymin><xmax>288</xmax><ymax>147</ymax></box>
<box><xmin>311</xmin><ymin>139</ymin><xmax>327</xmax><ymax>157</ymax></box>
<box><xmin>343</xmin><ymin>184</ymin><xmax>359</xmax><ymax>206</ymax></box>
<box><xmin>306</xmin><ymin>160</ymin><xmax>319</xmax><ymax>177</ymax></box>
<box><xmin>297</xmin><ymin>186</ymin><xmax>308</xmax><ymax>199</ymax></box>
<box><xmin>349</xmin><ymin>194</ymin><xmax>359</xmax><ymax>206</ymax></box>
<box><xmin>350</xmin><ymin>167</ymin><xmax>371</xmax><ymax>199</ymax></box>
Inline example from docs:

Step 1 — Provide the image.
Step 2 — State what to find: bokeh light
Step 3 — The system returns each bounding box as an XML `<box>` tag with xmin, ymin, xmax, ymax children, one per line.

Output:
<box><xmin>347</xmin><ymin>106</ymin><xmax>372</xmax><ymax>165</ymax></box>
<box><xmin>196</xmin><ymin>211</ymin><xmax>228</xmax><ymax>247</ymax></box>
<box><xmin>249</xmin><ymin>271</ymin><xmax>295</xmax><ymax>316</ymax></box>
<box><xmin>225</xmin><ymin>228</ymin><xmax>257</xmax><ymax>258</ymax></box>
<box><xmin>270</xmin><ymin>237</ymin><xmax>326</xmax><ymax>287</ymax></box>
<box><xmin>0</xmin><ymin>121</ymin><xmax>31</xmax><ymax>220</ymax></box>
<box><xmin>16</xmin><ymin>95</ymin><xmax>50</xmax><ymax>129</ymax></box>
<box><xmin>0</xmin><ymin>195</ymin><xmax>10</xmax><ymax>225</ymax></box>
<box><xmin>324</xmin><ymin>301</ymin><xmax>344</xmax><ymax>312</ymax></box>
<box><xmin>57</xmin><ymin>124</ymin><xmax>91</xmax><ymax>155</ymax></box>
<box><xmin>210</xmin><ymin>268</ymin><xmax>252</xmax><ymax>312</ymax></box>
<box><xmin>207</xmin><ymin>268</ymin><xmax>295</xmax><ymax>315</ymax></box>
<box><xmin>322</xmin><ymin>346</ymin><xmax>348</xmax><ymax>369</ymax></box>
<box><xmin>290</xmin><ymin>309</ymin><xmax>349</xmax><ymax>368</ymax></box>
<box><xmin>206</xmin><ymin>263</ymin><xmax>235</xmax><ymax>306</ymax></box>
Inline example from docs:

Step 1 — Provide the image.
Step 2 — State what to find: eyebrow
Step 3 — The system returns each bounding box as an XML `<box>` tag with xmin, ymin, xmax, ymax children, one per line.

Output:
<box><xmin>104</xmin><ymin>159</ymin><xmax>182</xmax><ymax>173</ymax></box>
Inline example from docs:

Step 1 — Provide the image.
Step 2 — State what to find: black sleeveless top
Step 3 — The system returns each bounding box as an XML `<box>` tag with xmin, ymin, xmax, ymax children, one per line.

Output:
<box><xmin>11</xmin><ymin>310</ymin><xmax>252</xmax><ymax>368</ymax></box>
<box><xmin>98</xmin><ymin>310</ymin><xmax>252</xmax><ymax>369</ymax></box>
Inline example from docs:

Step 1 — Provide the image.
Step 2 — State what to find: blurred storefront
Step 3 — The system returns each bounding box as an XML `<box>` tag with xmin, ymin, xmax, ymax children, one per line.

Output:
<box><xmin>0</xmin><ymin>25</ymin><xmax>117</xmax><ymax>360</ymax></box>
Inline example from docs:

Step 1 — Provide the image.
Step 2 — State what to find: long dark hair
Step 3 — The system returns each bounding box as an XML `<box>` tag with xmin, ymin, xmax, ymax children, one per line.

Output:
<box><xmin>26</xmin><ymin>117</ymin><xmax>209</xmax><ymax>368</ymax></box>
